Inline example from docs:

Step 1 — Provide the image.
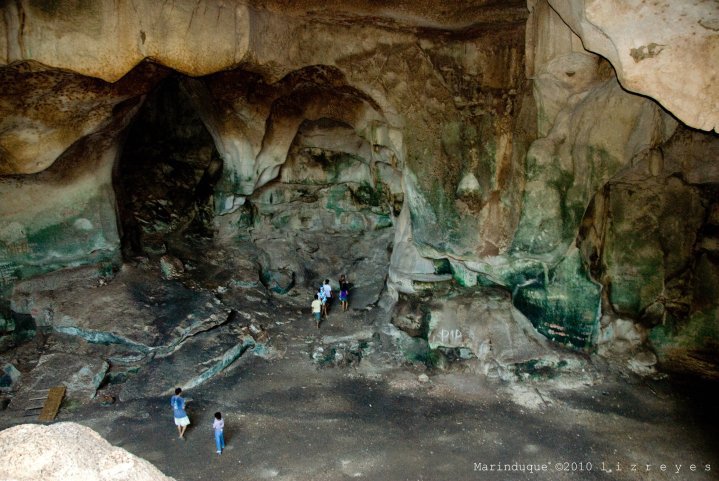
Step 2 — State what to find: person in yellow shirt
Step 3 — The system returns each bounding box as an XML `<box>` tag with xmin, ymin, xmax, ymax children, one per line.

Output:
<box><xmin>311</xmin><ymin>293</ymin><xmax>322</xmax><ymax>328</ymax></box>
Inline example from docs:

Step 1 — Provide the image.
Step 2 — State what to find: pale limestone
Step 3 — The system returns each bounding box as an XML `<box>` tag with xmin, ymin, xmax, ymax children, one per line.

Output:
<box><xmin>0</xmin><ymin>423</ymin><xmax>175</xmax><ymax>481</ymax></box>
<box><xmin>548</xmin><ymin>0</ymin><xmax>719</xmax><ymax>132</ymax></box>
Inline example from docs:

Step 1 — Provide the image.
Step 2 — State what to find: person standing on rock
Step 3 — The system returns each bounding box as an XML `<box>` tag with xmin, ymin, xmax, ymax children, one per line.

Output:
<box><xmin>170</xmin><ymin>387</ymin><xmax>190</xmax><ymax>439</ymax></box>
<box><xmin>312</xmin><ymin>293</ymin><xmax>322</xmax><ymax>328</ymax></box>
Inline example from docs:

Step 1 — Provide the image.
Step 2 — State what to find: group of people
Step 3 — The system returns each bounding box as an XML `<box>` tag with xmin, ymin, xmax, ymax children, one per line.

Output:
<box><xmin>169</xmin><ymin>277</ymin><xmax>353</xmax><ymax>453</ymax></box>
<box><xmin>311</xmin><ymin>274</ymin><xmax>350</xmax><ymax>328</ymax></box>
<box><xmin>170</xmin><ymin>387</ymin><xmax>225</xmax><ymax>455</ymax></box>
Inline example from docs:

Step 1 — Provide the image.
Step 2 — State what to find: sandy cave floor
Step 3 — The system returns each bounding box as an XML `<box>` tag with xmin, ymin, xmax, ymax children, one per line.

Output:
<box><xmin>0</xmin><ymin>275</ymin><xmax>718</xmax><ymax>481</ymax></box>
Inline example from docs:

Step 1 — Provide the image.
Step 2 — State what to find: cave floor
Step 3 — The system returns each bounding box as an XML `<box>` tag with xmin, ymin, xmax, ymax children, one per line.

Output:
<box><xmin>2</xmin><ymin>311</ymin><xmax>718</xmax><ymax>481</ymax></box>
<box><xmin>0</xmin><ymin>258</ymin><xmax>718</xmax><ymax>481</ymax></box>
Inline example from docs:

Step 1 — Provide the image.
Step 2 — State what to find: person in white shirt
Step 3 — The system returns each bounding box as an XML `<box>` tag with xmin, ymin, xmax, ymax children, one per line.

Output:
<box><xmin>213</xmin><ymin>412</ymin><xmax>225</xmax><ymax>455</ymax></box>
<box><xmin>322</xmin><ymin>279</ymin><xmax>332</xmax><ymax>316</ymax></box>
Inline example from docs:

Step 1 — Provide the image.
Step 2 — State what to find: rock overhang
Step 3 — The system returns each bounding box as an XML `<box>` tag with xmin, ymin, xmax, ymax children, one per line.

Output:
<box><xmin>0</xmin><ymin>0</ymin><xmax>528</xmax><ymax>82</ymax></box>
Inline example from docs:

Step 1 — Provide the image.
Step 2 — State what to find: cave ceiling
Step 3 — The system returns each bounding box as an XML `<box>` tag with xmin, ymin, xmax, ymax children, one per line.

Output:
<box><xmin>244</xmin><ymin>0</ymin><xmax>529</xmax><ymax>30</ymax></box>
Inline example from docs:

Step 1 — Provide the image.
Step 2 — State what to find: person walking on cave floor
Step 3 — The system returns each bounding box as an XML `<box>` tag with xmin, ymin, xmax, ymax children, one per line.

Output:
<box><xmin>213</xmin><ymin>412</ymin><xmax>225</xmax><ymax>455</ymax></box>
<box><xmin>170</xmin><ymin>387</ymin><xmax>190</xmax><ymax>439</ymax></box>
<box><xmin>339</xmin><ymin>274</ymin><xmax>350</xmax><ymax>313</ymax></box>
<box><xmin>318</xmin><ymin>284</ymin><xmax>328</xmax><ymax>319</ymax></box>
<box><xmin>322</xmin><ymin>279</ymin><xmax>333</xmax><ymax>315</ymax></box>
<box><xmin>311</xmin><ymin>293</ymin><xmax>323</xmax><ymax>328</ymax></box>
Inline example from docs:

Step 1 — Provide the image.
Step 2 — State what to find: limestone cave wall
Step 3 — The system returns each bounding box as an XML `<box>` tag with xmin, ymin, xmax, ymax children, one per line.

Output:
<box><xmin>0</xmin><ymin>0</ymin><xmax>717</xmax><ymax>376</ymax></box>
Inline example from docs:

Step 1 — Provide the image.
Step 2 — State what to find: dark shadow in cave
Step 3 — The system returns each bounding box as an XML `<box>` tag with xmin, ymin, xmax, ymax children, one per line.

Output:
<box><xmin>113</xmin><ymin>74</ymin><xmax>223</xmax><ymax>258</ymax></box>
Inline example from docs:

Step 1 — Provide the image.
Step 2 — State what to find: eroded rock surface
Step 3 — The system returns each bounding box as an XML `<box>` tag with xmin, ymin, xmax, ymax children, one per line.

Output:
<box><xmin>0</xmin><ymin>7</ymin><xmax>717</xmax><ymax>481</ymax></box>
<box><xmin>547</xmin><ymin>0</ymin><xmax>719</xmax><ymax>132</ymax></box>
<box><xmin>0</xmin><ymin>422</ymin><xmax>175</xmax><ymax>481</ymax></box>
<box><xmin>0</xmin><ymin>0</ymin><xmax>717</xmax><ymax>382</ymax></box>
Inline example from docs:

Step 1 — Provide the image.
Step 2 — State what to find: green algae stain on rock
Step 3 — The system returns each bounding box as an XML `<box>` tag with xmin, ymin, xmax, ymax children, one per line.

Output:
<box><xmin>261</xmin><ymin>268</ymin><xmax>295</xmax><ymax>294</ymax></box>
<box><xmin>513</xmin><ymin>249</ymin><xmax>601</xmax><ymax>349</ymax></box>
<box><xmin>474</xmin><ymin>257</ymin><xmax>547</xmax><ymax>289</ymax></box>
<box><xmin>0</xmin><ymin>192</ymin><xmax>121</xmax><ymax>287</ymax></box>
<box><xmin>649</xmin><ymin>307</ymin><xmax>719</xmax><ymax>376</ymax></box>
<box><xmin>649</xmin><ymin>252</ymin><xmax>719</xmax><ymax>366</ymax></box>
<box><xmin>325</xmin><ymin>184</ymin><xmax>350</xmax><ymax>215</ymax></box>
<box><xmin>432</xmin><ymin>258</ymin><xmax>452</xmax><ymax>276</ymax></box>
<box><xmin>407</xmin><ymin>176</ymin><xmax>466</xmax><ymax>255</ymax></box>
<box><xmin>449</xmin><ymin>260</ymin><xmax>478</xmax><ymax>287</ymax></box>
<box><xmin>350</xmin><ymin>181</ymin><xmax>384</xmax><ymax>208</ymax></box>
<box><xmin>372</xmin><ymin>214</ymin><xmax>393</xmax><ymax>230</ymax></box>
<box><xmin>677</xmin><ymin>310</ymin><xmax>719</xmax><ymax>350</ymax></box>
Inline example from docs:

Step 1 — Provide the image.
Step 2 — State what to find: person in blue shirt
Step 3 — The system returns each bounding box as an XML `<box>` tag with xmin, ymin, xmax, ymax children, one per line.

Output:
<box><xmin>322</xmin><ymin>279</ymin><xmax>333</xmax><ymax>313</ymax></box>
<box><xmin>170</xmin><ymin>387</ymin><xmax>190</xmax><ymax>439</ymax></box>
<box><xmin>318</xmin><ymin>286</ymin><xmax>328</xmax><ymax>318</ymax></box>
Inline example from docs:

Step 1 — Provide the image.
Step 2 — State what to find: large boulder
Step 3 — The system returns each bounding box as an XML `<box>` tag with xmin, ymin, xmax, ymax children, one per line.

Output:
<box><xmin>426</xmin><ymin>287</ymin><xmax>555</xmax><ymax>377</ymax></box>
<box><xmin>0</xmin><ymin>422</ymin><xmax>175</xmax><ymax>481</ymax></box>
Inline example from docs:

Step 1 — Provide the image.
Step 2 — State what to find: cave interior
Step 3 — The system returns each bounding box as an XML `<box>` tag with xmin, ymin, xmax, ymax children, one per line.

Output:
<box><xmin>0</xmin><ymin>0</ymin><xmax>718</xmax><ymax>479</ymax></box>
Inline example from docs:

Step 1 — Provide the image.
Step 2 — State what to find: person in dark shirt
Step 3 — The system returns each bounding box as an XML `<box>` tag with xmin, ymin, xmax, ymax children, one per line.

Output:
<box><xmin>339</xmin><ymin>274</ymin><xmax>350</xmax><ymax>312</ymax></box>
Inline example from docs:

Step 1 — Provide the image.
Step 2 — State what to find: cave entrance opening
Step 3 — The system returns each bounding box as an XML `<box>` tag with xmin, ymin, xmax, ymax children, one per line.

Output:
<box><xmin>110</xmin><ymin>63</ymin><xmax>403</xmax><ymax>307</ymax></box>
<box><xmin>113</xmin><ymin>74</ymin><xmax>222</xmax><ymax>259</ymax></box>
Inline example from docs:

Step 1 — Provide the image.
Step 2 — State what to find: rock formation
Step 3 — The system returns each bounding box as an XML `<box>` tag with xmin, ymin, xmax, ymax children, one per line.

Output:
<box><xmin>0</xmin><ymin>0</ymin><xmax>717</xmax><ymax>386</ymax></box>
<box><xmin>0</xmin><ymin>422</ymin><xmax>175</xmax><ymax>481</ymax></box>
<box><xmin>547</xmin><ymin>0</ymin><xmax>719</xmax><ymax>132</ymax></box>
